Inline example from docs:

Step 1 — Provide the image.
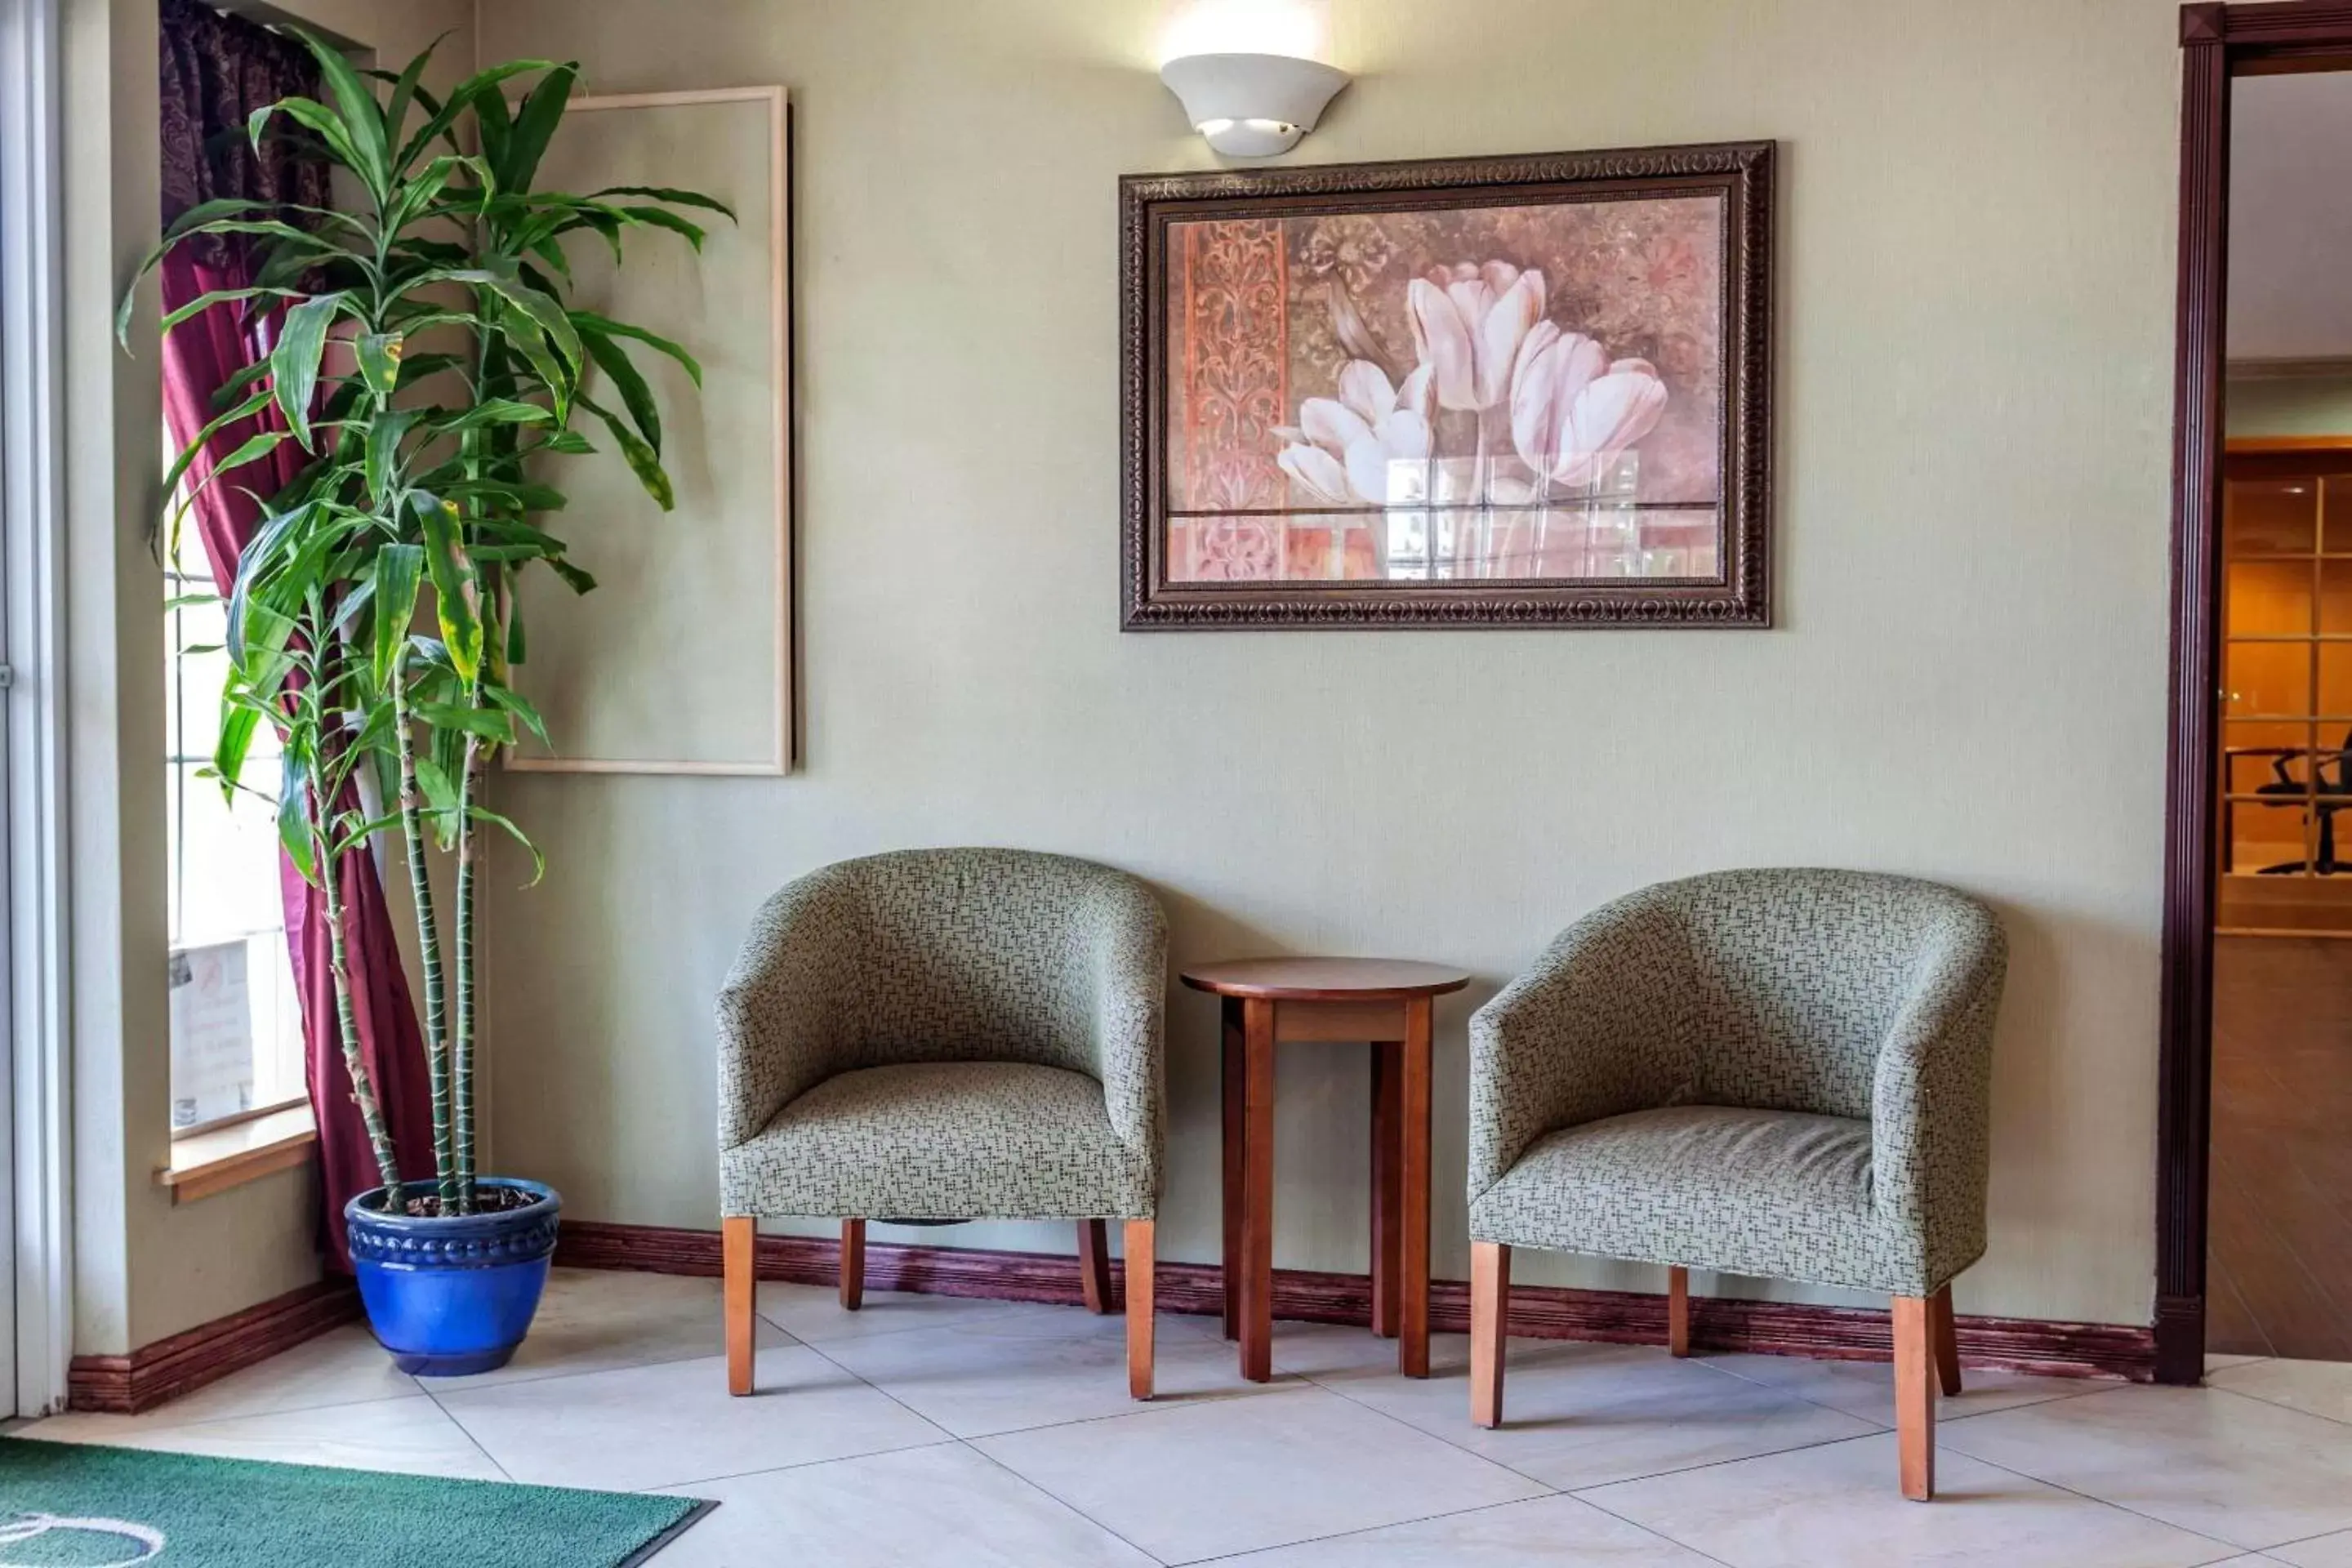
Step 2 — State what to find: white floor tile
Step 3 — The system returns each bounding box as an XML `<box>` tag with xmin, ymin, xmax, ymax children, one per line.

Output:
<box><xmin>1583</xmin><ymin>1431</ymin><xmax>2234</xmax><ymax>1568</ymax></box>
<box><xmin>1282</xmin><ymin>1326</ymin><xmax>1880</xmax><ymax>1492</ymax></box>
<box><xmin>1940</xmin><ymin>1383</ymin><xmax>2352</xmax><ymax>1551</ymax></box>
<box><xmin>427</xmin><ymin>1267</ymin><xmax>793</xmax><ymax>1392</ymax></box>
<box><xmin>975</xmin><ymin>1383</ymin><xmax>1549</xmax><ymax>1565</ymax></box>
<box><xmin>756</xmin><ymin>1281</ymin><xmax>1063</xmax><ymax>1345</ymax></box>
<box><xmin>1214</xmin><ymin>1494</ymin><xmax>1717</xmax><ymax>1566</ymax></box>
<box><xmin>2206</xmin><ymin>1353</ymin><xmax>2270</xmax><ymax>1374</ymax></box>
<box><xmin>73</xmin><ymin>1325</ymin><xmax>416</xmax><ymax>1429</ymax></box>
<box><xmin>816</xmin><ymin>1304</ymin><xmax>1284</xmax><ymax>1437</ymax></box>
<box><xmin>652</xmin><ymin>1442</ymin><xmax>1154</xmax><ymax>1566</ymax></box>
<box><xmin>2204</xmin><ymin>1359</ymin><xmax>2352</xmax><ymax>1427</ymax></box>
<box><xmin>435</xmin><ymin>1344</ymin><xmax>947</xmax><ymax>1491</ymax></box>
<box><xmin>1704</xmin><ymin>1348</ymin><xmax>2101</xmax><ymax>1422</ymax></box>
<box><xmin>18</xmin><ymin>1393</ymin><xmax>505</xmax><ymax>1481</ymax></box>
<box><xmin>2270</xmin><ymin>1528</ymin><xmax>2352</xmax><ymax>1567</ymax></box>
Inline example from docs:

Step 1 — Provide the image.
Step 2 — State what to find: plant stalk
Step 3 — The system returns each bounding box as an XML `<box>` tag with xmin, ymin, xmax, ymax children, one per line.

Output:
<box><xmin>392</xmin><ymin>671</ymin><xmax>457</xmax><ymax>1210</ymax></box>
<box><xmin>312</xmin><ymin>782</ymin><xmax>403</xmax><ymax>1198</ymax></box>
<box><xmin>450</xmin><ymin>728</ymin><xmax>484</xmax><ymax>1215</ymax></box>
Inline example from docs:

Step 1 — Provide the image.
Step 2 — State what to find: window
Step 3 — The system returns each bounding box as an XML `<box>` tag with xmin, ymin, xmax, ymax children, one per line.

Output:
<box><xmin>165</xmin><ymin>523</ymin><xmax>306</xmax><ymax>1135</ymax></box>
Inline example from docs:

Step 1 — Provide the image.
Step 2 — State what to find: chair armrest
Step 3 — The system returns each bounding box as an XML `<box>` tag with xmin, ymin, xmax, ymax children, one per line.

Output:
<box><xmin>1869</xmin><ymin>903</ymin><xmax>2008</xmax><ymax>1244</ymax></box>
<box><xmin>1468</xmin><ymin>889</ymin><xmax>1695</xmax><ymax>1200</ymax></box>
<box><xmin>1084</xmin><ymin>880</ymin><xmax>1169</xmax><ymax>1175</ymax></box>
<box><xmin>715</xmin><ymin>871</ymin><xmax>865</xmax><ymax>1152</ymax></box>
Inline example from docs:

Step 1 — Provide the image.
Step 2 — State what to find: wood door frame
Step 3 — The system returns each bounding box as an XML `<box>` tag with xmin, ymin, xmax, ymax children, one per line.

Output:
<box><xmin>2160</xmin><ymin>0</ymin><xmax>2352</xmax><ymax>1386</ymax></box>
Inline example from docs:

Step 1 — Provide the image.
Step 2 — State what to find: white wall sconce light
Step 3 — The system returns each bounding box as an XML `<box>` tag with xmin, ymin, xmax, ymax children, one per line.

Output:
<box><xmin>1159</xmin><ymin>51</ymin><xmax>1350</xmax><ymax>158</ymax></box>
<box><xmin>1156</xmin><ymin>2</ymin><xmax>1349</xmax><ymax>158</ymax></box>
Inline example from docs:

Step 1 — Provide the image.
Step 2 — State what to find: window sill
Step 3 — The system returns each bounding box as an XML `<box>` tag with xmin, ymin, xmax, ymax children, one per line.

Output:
<box><xmin>156</xmin><ymin>1104</ymin><xmax>317</xmax><ymax>1205</ymax></box>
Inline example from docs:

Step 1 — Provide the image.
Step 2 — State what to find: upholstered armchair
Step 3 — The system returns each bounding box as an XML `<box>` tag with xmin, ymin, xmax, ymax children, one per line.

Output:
<box><xmin>1465</xmin><ymin>869</ymin><xmax>2007</xmax><ymax>1501</ymax></box>
<box><xmin>715</xmin><ymin>849</ymin><xmax>1168</xmax><ymax>1398</ymax></box>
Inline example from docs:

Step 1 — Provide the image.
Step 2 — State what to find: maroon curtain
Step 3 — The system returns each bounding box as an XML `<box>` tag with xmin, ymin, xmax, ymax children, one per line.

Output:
<box><xmin>160</xmin><ymin>0</ymin><xmax>436</xmax><ymax>1267</ymax></box>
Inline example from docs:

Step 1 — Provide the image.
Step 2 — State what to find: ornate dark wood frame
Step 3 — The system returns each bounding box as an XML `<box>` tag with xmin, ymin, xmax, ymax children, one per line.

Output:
<box><xmin>1118</xmin><ymin>141</ymin><xmax>1775</xmax><ymax>630</ymax></box>
<box><xmin>2158</xmin><ymin>0</ymin><xmax>2352</xmax><ymax>1387</ymax></box>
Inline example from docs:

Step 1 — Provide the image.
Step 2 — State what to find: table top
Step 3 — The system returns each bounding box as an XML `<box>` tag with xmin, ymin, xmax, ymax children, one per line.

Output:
<box><xmin>1178</xmin><ymin>958</ymin><xmax>1472</xmax><ymax>1002</ymax></box>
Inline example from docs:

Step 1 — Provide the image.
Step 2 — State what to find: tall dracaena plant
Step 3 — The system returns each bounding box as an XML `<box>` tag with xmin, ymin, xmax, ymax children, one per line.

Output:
<box><xmin>125</xmin><ymin>31</ymin><xmax>724</xmax><ymax>1214</ymax></box>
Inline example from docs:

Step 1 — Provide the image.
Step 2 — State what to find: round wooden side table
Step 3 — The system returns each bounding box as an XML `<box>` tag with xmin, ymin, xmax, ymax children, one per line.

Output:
<box><xmin>1179</xmin><ymin>958</ymin><xmax>1472</xmax><ymax>1383</ymax></box>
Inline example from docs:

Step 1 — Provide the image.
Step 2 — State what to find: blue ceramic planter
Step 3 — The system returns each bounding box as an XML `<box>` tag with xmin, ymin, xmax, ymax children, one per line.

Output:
<box><xmin>346</xmin><ymin>1178</ymin><xmax>561</xmax><ymax>1376</ymax></box>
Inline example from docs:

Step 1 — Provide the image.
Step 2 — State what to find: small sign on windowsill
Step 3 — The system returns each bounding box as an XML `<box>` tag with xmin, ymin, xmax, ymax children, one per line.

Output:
<box><xmin>169</xmin><ymin>939</ymin><xmax>255</xmax><ymax>1133</ymax></box>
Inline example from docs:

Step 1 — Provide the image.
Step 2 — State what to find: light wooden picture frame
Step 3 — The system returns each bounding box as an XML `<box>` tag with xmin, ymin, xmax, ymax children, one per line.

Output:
<box><xmin>508</xmin><ymin>86</ymin><xmax>791</xmax><ymax>775</ymax></box>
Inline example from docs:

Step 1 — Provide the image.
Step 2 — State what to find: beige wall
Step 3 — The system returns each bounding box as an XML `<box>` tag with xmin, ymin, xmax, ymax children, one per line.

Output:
<box><xmin>473</xmin><ymin>0</ymin><xmax>2181</xmax><ymax>1325</ymax></box>
<box><xmin>64</xmin><ymin>0</ymin><xmax>474</xmax><ymax>1356</ymax></box>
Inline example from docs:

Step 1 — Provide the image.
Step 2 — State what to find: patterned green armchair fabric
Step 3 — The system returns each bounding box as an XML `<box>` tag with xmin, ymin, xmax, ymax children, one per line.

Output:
<box><xmin>1468</xmin><ymin>870</ymin><xmax>2007</xmax><ymax>1298</ymax></box>
<box><xmin>718</xmin><ymin>849</ymin><xmax>1167</xmax><ymax>1221</ymax></box>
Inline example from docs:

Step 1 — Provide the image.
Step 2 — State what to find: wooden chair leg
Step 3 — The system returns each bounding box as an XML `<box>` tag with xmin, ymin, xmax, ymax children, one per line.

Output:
<box><xmin>724</xmin><ymin>1216</ymin><xmax>756</xmax><ymax>1396</ymax></box>
<box><xmin>1125</xmin><ymin>1218</ymin><xmax>1156</xmax><ymax>1400</ymax></box>
<box><xmin>1079</xmin><ymin>1218</ymin><xmax>1112</xmax><ymax>1314</ymax></box>
<box><xmin>1929</xmin><ymin>1284</ymin><xmax>1962</xmax><ymax>1396</ymax></box>
<box><xmin>839</xmin><ymin>1218</ymin><xmax>866</xmax><ymax>1312</ymax></box>
<box><xmin>1893</xmin><ymin>1294</ymin><xmax>1936</xmax><ymax>1501</ymax></box>
<box><xmin>1667</xmin><ymin>1265</ymin><xmax>1690</xmax><ymax>1357</ymax></box>
<box><xmin>1470</xmin><ymin>1241</ymin><xmax>1510</xmax><ymax>1428</ymax></box>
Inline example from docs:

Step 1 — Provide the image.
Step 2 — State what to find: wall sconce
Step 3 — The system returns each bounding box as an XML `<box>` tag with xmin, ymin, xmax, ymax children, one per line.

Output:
<box><xmin>1159</xmin><ymin>51</ymin><xmax>1349</xmax><ymax>158</ymax></box>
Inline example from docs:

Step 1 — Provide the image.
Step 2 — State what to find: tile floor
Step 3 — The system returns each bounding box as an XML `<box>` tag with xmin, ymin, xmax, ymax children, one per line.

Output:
<box><xmin>15</xmin><ymin>1268</ymin><xmax>2352</xmax><ymax>1566</ymax></box>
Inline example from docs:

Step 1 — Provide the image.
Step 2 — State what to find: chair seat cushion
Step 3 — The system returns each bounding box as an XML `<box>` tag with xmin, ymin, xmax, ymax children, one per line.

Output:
<box><xmin>1468</xmin><ymin>1104</ymin><xmax>1931</xmax><ymax>1295</ymax></box>
<box><xmin>719</xmin><ymin>1061</ymin><xmax>1152</xmax><ymax>1220</ymax></box>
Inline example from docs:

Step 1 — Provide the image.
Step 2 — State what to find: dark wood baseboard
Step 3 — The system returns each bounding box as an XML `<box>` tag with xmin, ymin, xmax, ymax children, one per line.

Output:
<box><xmin>556</xmin><ymin>1221</ymin><xmax>2156</xmax><ymax>1383</ymax></box>
<box><xmin>67</xmin><ymin>1278</ymin><xmax>361</xmax><ymax>1414</ymax></box>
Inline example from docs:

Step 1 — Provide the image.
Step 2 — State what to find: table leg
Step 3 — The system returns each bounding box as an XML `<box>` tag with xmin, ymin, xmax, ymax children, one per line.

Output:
<box><xmin>1241</xmin><ymin>996</ymin><xmax>1277</xmax><ymax>1383</ymax></box>
<box><xmin>1370</xmin><ymin>1039</ymin><xmax>1402</xmax><ymax>1339</ymax></box>
<box><xmin>1399</xmin><ymin>997</ymin><xmax>1432</xmax><ymax>1379</ymax></box>
<box><xmin>1221</xmin><ymin>996</ymin><xmax>1244</xmax><ymax>1341</ymax></box>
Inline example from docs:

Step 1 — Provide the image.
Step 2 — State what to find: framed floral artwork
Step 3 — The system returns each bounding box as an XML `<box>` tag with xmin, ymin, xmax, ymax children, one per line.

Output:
<box><xmin>1119</xmin><ymin>142</ymin><xmax>1773</xmax><ymax>629</ymax></box>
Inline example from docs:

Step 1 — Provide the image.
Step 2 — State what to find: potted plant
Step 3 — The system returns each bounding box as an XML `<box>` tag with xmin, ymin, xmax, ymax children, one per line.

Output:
<box><xmin>126</xmin><ymin>35</ymin><xmax>724</xmax><ymax>1374</ymax></box>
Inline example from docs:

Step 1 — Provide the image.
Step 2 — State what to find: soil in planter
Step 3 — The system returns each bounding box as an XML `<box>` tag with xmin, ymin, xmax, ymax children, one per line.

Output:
<box><xmin>387</xmin><ymin>1187</ymin><xmax>542</xmax><ymax>1219</ymax></box>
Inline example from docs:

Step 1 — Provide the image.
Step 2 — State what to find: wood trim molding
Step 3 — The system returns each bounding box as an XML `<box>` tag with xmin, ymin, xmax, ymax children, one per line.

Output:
<box><xmin>555</xmin><ymin>1222</ymin><xmax>2156</xmax><ymax>1383</ymax></box>
<box><xmin>2158</xmin><ymin>0</ymin><xmax>2230</xmax><ymax>1391</ymax></box>
<box><xmin>2223</xmin><ymin>435</ymin><xmax>2352</xmax><ymax>453</ymax></box>
<box><xmin>2154</xmin><ymin>0</ymin><xmax>2352</xmax><ymax>1392</ymax></box>
<box><xmin>66</xmin><ymin>1279</ymin><xmax>359</xmax><ymax>1414</ymax></box>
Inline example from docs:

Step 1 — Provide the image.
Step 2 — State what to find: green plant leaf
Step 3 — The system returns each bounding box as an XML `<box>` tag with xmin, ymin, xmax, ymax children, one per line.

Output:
<box><xmin>374</xmin><ymin>543</ymin><xmax>425</xmax><ymax>688</ymax></box>
<box><xmin>588</xmin><ymin>185</ymin><xmax>737</xmax><ymax>220</ymax></box>
<box><xmin>287</xmin><ymin>26</ymin><xmax>393</xmax><ymax>199</ymax></box>
<box><xmin>364</xmin><ymin>408</ymin><xmax>417</xmax><ymax>502</ymax></box>
<box><xmin>580</xmin><ymin>394</ymin><xmax>673</xmax><ymax>510</ymax></box>
<box><xmin>355</xmin><ymin>332</ymin><xmax>404</xmax><ymax>401</ymax></box>
<box><xmin>271</xmin><ymin>292</ymin><xmax>347</xmax><ymax>449</ymax></box>
<box><xmin>467</xmin><ymin>804</ymin><xmax>546</xmax><ymax>886</ymax></box>
<box><xmin>156</xmin><ymin>285</ymin><xmax>302</xmax><ymax>338</ymax></box>
<box><xmin>567</xmin><ymin>310</ymin><xmax>702</xmax><ymax>387</ymax></box>
<box><xmin>498</xmin><ymin>64</ymin><xmax>577</xmax><ymax>192</ymax></box>
<box><xmin>537</xmin><ymin>428</ymin><xmax>595</xmax><ymax>456</ymax></box>
<box><xmin>381</xmin><ymin>37</ymin><xmax>445</xmax><ymax>148</ymax></box>
<box><xmin>581</xmin><ymin>330</ymin><xmax>661</xmax><ymax>454</ymax></box>
<box><xmin>397</xmin><ymin>58</ymin><xmax>556</xmax><ymax>170</ymax></box>
<box><xmin>412</xmin><ymin>491</ymin><xmax>483</xmax><ymax>683</ymax></box>
<box><xmin>547</xmin><ymin>555</ymin><xmax>598</xmax><ymax>595</ymax></box>
<box><xmin>483</xmin><ymin>684</ymin><xmax>550</xmax><ymax>747</ymax></box>
<box><xmin>247</xmin><ymin>96</ymin><xmax>368</xmax><ymax>186</ymax></box>
<box><xmin>278</xmin><ymin>751</ymin><xmax>318</xmax><ymax>885</ymax></box>
<box><xmin>431</xmin><ymin>399</ymin><xmax>555</xmax><ymax>437</ymax></box>
<box><xmin>415</xmin><ymin>701</ymin><xmax>514</xmax><ymax>742</ymax></box>
<box><xmin>613</xmin><ymin>206</ymin><xmax>706</xmax><ymax>252</ymax></box>
<box><xmin>213</xmin><ymin>703</ymin><xmax>261</xmax><ymax>800</ymax></box>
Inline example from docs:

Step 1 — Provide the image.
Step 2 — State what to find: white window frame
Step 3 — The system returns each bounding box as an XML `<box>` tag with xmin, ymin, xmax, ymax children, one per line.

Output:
<box><xmin>0</xmin><ymin>0</ymin><xmax>77</xmax><ymax>1418</ymax></box>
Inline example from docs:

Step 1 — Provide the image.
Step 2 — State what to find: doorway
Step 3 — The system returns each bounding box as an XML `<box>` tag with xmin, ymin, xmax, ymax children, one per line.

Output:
<box><xmin>2160</xmin><ymin>2</ymin><xmax>2352</xmax><ymax>1383</ymax></box>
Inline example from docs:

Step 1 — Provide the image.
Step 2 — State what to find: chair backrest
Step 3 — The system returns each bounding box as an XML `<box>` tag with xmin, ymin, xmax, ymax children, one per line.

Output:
<box><xmin>1653</xmin><ymin>869</ymin><xmax>1998</xmax><ymax>1120</ymax></box>
<box><xmin>813</xmin><ymin>848</ymin><xmax>1150</xmax><ymax>1077</ymax></box>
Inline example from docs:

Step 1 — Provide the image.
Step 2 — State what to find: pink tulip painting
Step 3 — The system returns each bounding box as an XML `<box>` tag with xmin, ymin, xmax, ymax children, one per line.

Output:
<box><xmin>1159</xmin><ymin>186</ymin><xmax>1728</xmax><ymax>586</ymax></box>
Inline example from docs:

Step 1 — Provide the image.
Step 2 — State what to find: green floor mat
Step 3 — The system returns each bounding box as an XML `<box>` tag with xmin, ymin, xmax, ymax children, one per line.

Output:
<box><xmin>0</xmin><ymin>1437</ymin><xmax>710</xmax><ymax>1566</ymax></box>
